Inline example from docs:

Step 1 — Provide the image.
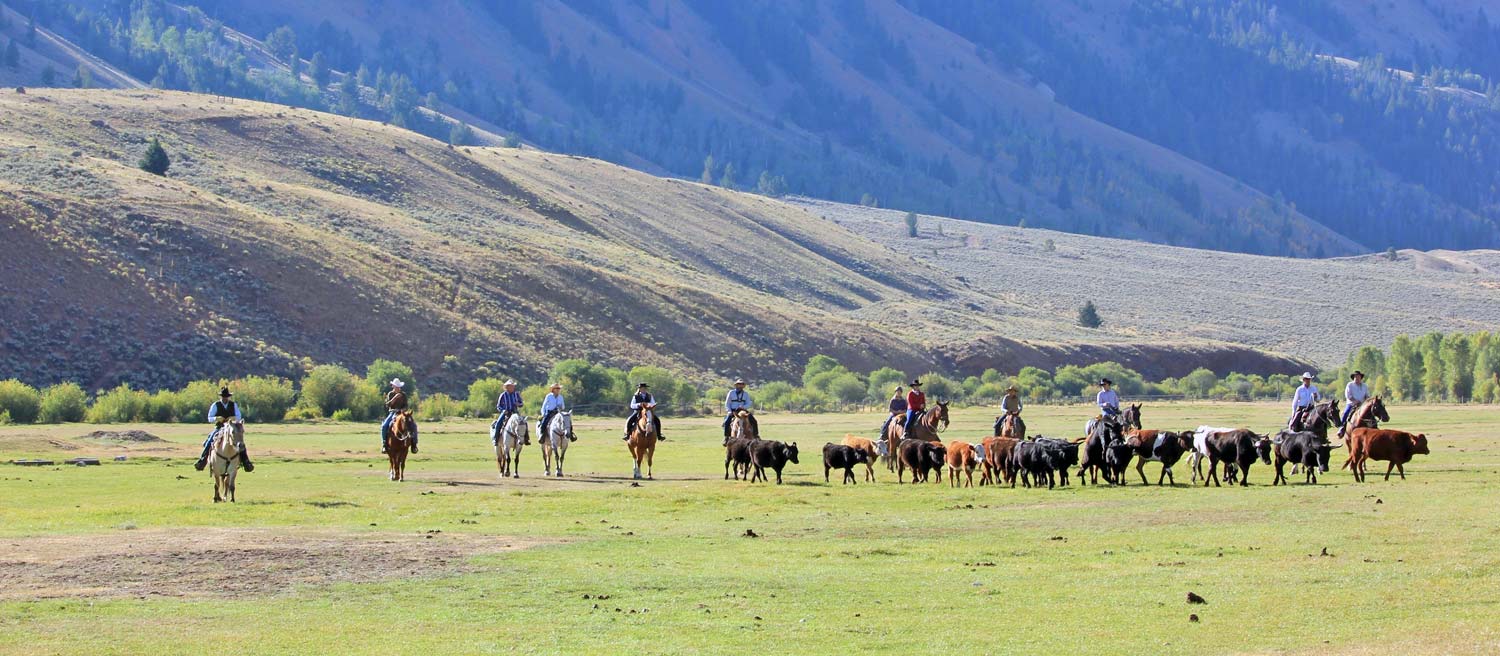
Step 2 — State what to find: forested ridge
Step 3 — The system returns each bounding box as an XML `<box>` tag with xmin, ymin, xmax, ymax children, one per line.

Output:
<box><xmin>4</xmin><ymin>0</ymin><xmax>1500</xmax><ymax>255</ymax></box>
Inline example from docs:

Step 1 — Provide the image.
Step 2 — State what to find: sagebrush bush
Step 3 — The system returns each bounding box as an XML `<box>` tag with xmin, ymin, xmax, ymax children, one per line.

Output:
<box><xmin>86</xmin><ymin>384</ymin><xmax>148</xmax><ymax>423</ymax></box>
<box><xmin>283</xmin><ymin>406</ymin><xmax>321</xmax><ymax>421</ymax></box>
<box><xmin>299</xmin><ymin>365</ymin><xmax>358</xmax><ymax>417</ymax></box>
<box><xmin>347</xmin><ymin>383</ymin><xmax>385</xmax><ymax>421</ymax></box>
<box><xmin>0</xmin><ymin>379</ymin><xmax>41</xmax><ymax>424</ymax></box>
<box><xmin>465</xmin><ymin>378</ymin><xmax>505</xmax><ymax>417</ymax></box>
<box><xmin>417</xmin><ymin>393</ymin><xmax>460</xmax><ymax>421</ymax></box>
<box><xmin>236</xmin><ymin>375</ymin><xmax>295</xmax><ymax>422</ymax></box>
<box><xmin>38</xmin><ymin>382</ymin><xmax>87</xmax><ymax>423</ymax></box>
<box><xmin>330</xmin><ymin>408</ymin><xmax>354</xmax><ymax>422</ymax></box>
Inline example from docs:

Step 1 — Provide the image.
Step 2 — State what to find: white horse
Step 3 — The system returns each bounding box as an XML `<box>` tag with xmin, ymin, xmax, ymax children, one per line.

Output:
<box><xmin>539</xmin><ymin>411</ymin><xmax>574</xmax><ymax>477</ymax></box>
<box><xmin>208</xmin><ymin>419</ymin><xmax>246</xmax><ymax>502</ymax></box>
<box><xmin>493</xmin><ymin>412</ymin><xmax>527</xmax><ymax>478</ymax></box>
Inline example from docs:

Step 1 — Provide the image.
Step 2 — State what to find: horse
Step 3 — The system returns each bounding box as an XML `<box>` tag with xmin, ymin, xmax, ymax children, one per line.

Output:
<box><xmin>885</xmin><ymin>401</ymin><xmax>950</xmax><ymax>458</ymax></box>
<box><xmin>1077</xmin><ymin>415</ymin><xmax>1125</xmax><ymax>485</ymax></box>
<box><xmin>387</xmin><ymin>411</ymin><xmax>414</xmax><ymax>482</ymax></box>
<box><xmin>1342</xmin><ymin>396</ymin><xmax>1390</xmax><ymax>436</ymax></box>
<box><xmin>208</xmin><ymin>419</ymin><xmax>246</xmax><ymax>502</ymax></box>
<box><xmin>1120</xmin><ymin>404</ymin><xmax>1190</xmax><ymax>486</ymax></box>
<box><xmin>539</xmin><ymin>411</ymin><xmax>574</xmax><ymax>477</ymax></box>
<box><xmin>996</xmin><ymin>414</ymin><xmax>1026</xmax><ymax>440</ymax></box>
<box><xmin>726</xmin><ymin>409</ymin><xmax>756</xmax><ymax>445</ymax></box>
<box><xmin>494</xmin><ymin>412</ymin><xmax>527</xmax><ymax>479</ymax></box>
<box><xmin>629</xmin><ymin>406</ymin><xmax>657</xmax><ymax>480</ymax></box>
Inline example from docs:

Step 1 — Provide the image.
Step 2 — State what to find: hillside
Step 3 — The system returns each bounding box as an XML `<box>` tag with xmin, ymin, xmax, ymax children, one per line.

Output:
<box><xmin>7</xmin><ymin>0</ymin><xmax>1498</xmax><ymax>257</ymax></box>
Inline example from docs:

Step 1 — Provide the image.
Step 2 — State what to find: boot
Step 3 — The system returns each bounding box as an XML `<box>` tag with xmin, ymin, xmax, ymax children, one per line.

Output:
<box><xmin>240</xmin><ymin>449</ymin><xmax>254</xmax><ymax>473</ymax></box>
<box><xmin>194</xmin><ymin>456</ymin><xmax>208</xmax><ymax>471</ymax></box>
<box><xmin>381</xmin><ymin>438</ymin><xmax>388</xmax><ymax>455</ymax></box>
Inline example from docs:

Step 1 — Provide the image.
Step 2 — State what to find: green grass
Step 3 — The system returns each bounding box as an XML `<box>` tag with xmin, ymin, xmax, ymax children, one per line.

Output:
<box><xmin>1</xmin><ymin>403</ymin><xmax>1497</xmax><ymax>655</ymax></box>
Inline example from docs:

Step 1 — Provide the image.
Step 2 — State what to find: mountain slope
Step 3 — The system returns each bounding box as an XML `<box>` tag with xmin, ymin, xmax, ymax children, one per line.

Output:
<box><xmin>17</xmin><ymin>0</ymin><xmax>1497</xmax><ymax>257</ymax></box>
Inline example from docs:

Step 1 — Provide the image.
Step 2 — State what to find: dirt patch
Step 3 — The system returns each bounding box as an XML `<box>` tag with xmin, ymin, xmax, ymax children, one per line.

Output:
<box><xmin>0</xmin><ymin>528</ymin><xmax>546</xmax><ymax>600</ymax></box>
<box><xmin>82</xmin><ymin>430</ymin><xmax>165</xmax><ymax>443</ymax></box>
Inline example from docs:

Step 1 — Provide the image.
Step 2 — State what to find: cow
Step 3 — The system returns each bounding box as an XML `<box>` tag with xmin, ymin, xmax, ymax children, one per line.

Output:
<box><xmin>945</xmin><ymin>440</ymin><xmax>984</xmax><ymax>488</ymax></box>
<box><xmin>1034</xmin><ymin>436</ymin><xmax>1082</xmax><ymax>487</ymax></box>
<box><xmin>1079</xmin><ymin>417</ymin><xmax>1125</xmax><ymax>485</ymax></box>
<box><xmin>898</xmin><ymin>439</ymin><xmax>945</xmax><ymax>484</ymax></box>
<box><xmin>1103</xmin><ymin>437</ymin><xmax>1135</xmax><ymax>485</ymax></box>
<box><xmin>841</xmin><ymin>434</ymin><xmax>885</xmax><ymax>483</ymax></box>
<box><xmin>1200</xmin><ymin>429</ymin><xmax>1272</xmax><ymax>487</ymax></box>
<box><xmin>979</xmin><ymin>436</ymin><xmax>1020</xmax><ymax>486</ymax></box>
<box><xmin>1343</xmin><ymin>428</ymin><xmax>1430</xmax><ymax>482</ymax></box>
<box><xmin>1272</xmin><ymin>430</ymin><xmax>1343</xmax><ymax>485</ymax></box>
<box><xmin>1127</xmin><ymin>431</ymin><xmax>1191</xmax><ymax>486</ymax></box>
<box><xmin>1011</xmin><ymin>441</ymin><xmax>1056</xmax><ymax>489</ymax></box>
<box><xmin>1188</xmin><ymin>426</ymin><xmax>1236</xmax><ymax>484</ymax></box>
<box><xmin>749</xmin><ymin>440</ymin><xmax>799</xmax><ymax>484</ymax></box>
<box><xmin>823</xmin><ymin>443</ymin><xmax>868</xmax><ymax>485</ymax></box>
<box><xmin>724</xmin><ymin>437</ymin><xmax>755</xmax><ymax>481</ymax></box>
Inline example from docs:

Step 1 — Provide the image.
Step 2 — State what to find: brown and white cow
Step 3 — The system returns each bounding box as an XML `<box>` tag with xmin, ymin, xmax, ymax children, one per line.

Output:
<box><xmin>1343</xmin><ymin>428</ymin><xmax>1430</xmax><ymax>482</ymax></box>
<box><xmin>945</xmin><ymin>440</ymin><xmax>983</xmax><ymax>488</ymax></box>
<box><xmin>841</xmin><ymin>434</ymin><xmax>885</xmax><ymax>483</ymax></box>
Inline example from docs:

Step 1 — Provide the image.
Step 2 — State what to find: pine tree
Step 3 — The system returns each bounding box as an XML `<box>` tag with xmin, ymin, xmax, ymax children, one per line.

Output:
<box><xmin>40</xmin><ymin>65</ymin><xmax>55</xmax><ymax>86</ymax></box>
<box><xmin>904</xmin><ymin>212</ymin><xmax>918</xmax><ymax>237</ymax></box>
<box><xmin>3</xmin><ymin>38</ymin><xmax>19</xmax><ymax>69</ymax></box>
<box><xmin>1055</xmin><ymin>178</ymin><xmax>1073</xmax><ymax>210</ymax></box>
<box><xmin>718</xmin><ymin>162</ymin><xmax>737</xmax><ymax>190</ymax></box>
<box><xmin>139</xmin><ymin>138</ymin><xmax>170</xmax><ymax>176</ymax></box>
<box><xmin>699</xmin><ymin>155</ymin><xmax>715</xmax><ymax>184</ymax></box>
<box><xmin>448</xmin><ymin>121</ymin><xmax>474</xmax><ymax>146</ymax></box>
<box><xmin>265</xmin><ymin>26</ymin><xmax>297</xmax><ymax>61</ymax></box>
<box><xmin>1078</xmin><ymin>301</ymin><xmax>1103</xmax><ymax>328</ymax></box>
<box><xmin>310</xmin><ymin>51</ymin><xmax>330</xmax><ymax>88</ymax></box>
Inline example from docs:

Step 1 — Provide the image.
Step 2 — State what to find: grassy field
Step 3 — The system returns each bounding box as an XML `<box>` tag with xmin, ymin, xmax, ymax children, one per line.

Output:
<box><xmin>1</xmin><ymin>402</ymin><xmax>1496</xmax><ymax>655</ymax></box>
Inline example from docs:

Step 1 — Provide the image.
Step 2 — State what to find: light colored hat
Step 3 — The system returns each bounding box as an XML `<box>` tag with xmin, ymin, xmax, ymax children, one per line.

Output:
<box><xmin>504</xmin><ymin>379</ymin><xmax>517</xmax><ymax>386</ymax></box>
<box><xmin>549</xmin><ymin>382</ymin><xmax>561</xmax><ymax>389</ymax></box>
<box><xmin>389</xmin><ymin>378</ymin><xmax>405</xmax><ymax>388</ymax></box>
<box><xmin>734</xmin><ymin>378</ymin><xmax>746</xmax><ymax>385</ymax></box>
<box><xmin>1301</xmin><ymin>372</ymin><xmax>1314</xmax><ymax>379</ymax></box>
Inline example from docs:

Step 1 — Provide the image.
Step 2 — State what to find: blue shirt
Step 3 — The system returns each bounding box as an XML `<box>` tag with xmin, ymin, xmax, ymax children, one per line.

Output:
<box><xmin>1097</xmin><ymin>389</ymin><xmax>1119</xmax><ymax>410</ymax></box>
<box><xmin>496</xmin><ymin>391</ymin><xmax>522</xmax><ymax>412</ymax></box>
<box><xmin>542</xmin><ymin>393</ymin><xmax>566</xmax><ymax>413</ymax></box>
<box><xmin>725</xmin><ymin>389</ymin><xmax>752</xmax><ymax>412</ymax></box>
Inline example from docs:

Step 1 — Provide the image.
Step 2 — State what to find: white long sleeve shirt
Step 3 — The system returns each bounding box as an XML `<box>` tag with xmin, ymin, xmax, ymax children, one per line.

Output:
<box><xmin>541</xmin><ymin>393</ymin><xmax>566</xmax><ymax>413</ymax></box>
<box><xmin>1292</xmin><ymin>384</ymin><xmax>1319</xmax><ymax>408</ymax></box>
<box><xmin>1344</xmin><ymin>381</ymin><xmax>1369</xmax><ymax>405</ymax></box>
<box><xmin>207</xmin><ymin>401</ymin><xmax>241</xmax><ymax>422</ymax></box>
<box><xmin>1096</xmin><ymin>389</ymin><xmax>1119</xmax><ymax>411</ymax></box>
<box><xmin>725</xmin><ymin>389</ymin><xmax>752</xmax><ymax>412</ymax></box>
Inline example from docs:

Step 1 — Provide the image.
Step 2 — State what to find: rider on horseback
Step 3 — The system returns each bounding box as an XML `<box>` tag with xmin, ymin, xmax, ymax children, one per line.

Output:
<box><xmin>994</xmin><ymin>385</ymin><xmax>1023</xmax><ymax>435</ymax></box>
<box><xmin>902</xmin><ymin>379</ymin><xmax>926</xmax><ymax>438</ymax></box>
<box><xmin>380</xmin><ymin>378</ymin><xmax>416</xmax><ymax>454</ymax></box>
<box><xmin>494</xmin><ymin>380</ymin><xmax>524</xmax><ymax>446</ymax></box>
<box><xmin>722</xmin><ymin>378</ymin><xmax>759</xmax><ymax>440</ymax></box>
<box><xmin>194</xmin><ymin>386</ymin><xmax>253</xmax><ymax>472</ymax></box>
<box><xmin>1288</xmin><ymin>372</ymin><xmax>1320</xmax><ymax>430</ymax></box>
<box><xmin>1339</xmin><ymin>371</ymin><xmax>1369</xmax><ymax>437</ymax></box>
<box><xmin>539</xmin><ymin>383</ymin><xmax>574</xmax><ymax>442</ymax></box>
<box><xmin>1097</xmin><ymin>378</ymin><xmax>1120</xmax><ymax>418</ymax></box>
<box><xmin>623</xmin><ymin>382</ymin><xmax>664</xmax><ymax>441</ymax></box>
<box><xmin>878</xmin><ymin>385</ymin><xmax>906</xmax><ymax>440</ymax></box>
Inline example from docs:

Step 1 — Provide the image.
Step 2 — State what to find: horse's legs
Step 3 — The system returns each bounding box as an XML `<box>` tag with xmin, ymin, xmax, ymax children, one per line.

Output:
<box><xmin>646</xmin><ymin>446</ymin><xmax>654</xmax><ymax>480</ymax></box>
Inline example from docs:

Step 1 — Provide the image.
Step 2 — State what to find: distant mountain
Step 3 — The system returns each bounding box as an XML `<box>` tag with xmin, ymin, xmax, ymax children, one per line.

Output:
<box><xmin>5</xmin><ymin>0</ymin><xmax>1500</xmax><ymax>257</ymax></box>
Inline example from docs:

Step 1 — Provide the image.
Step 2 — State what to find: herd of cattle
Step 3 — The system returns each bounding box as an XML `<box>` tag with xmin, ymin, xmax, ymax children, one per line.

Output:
<box><xmin>721</xmin><ymin>400</ymin><xmax>1431</xmax><ymax>488</ymax></box>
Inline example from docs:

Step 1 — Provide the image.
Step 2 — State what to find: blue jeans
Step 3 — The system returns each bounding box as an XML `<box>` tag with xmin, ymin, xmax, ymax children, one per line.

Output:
<box><xmin>903</xmin><ymin>409</ymin><xmax>924</xmax><ymax>432</ymax></box>
<box><xmin>198</xmin><ymin>433</ymin><xmax>215</xmax><ymax>460</ymax></box>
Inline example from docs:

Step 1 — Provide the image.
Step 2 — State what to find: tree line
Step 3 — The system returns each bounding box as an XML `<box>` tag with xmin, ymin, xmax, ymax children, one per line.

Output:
<box><xmin>4</xmin><ymin>332</ymin><xmax>1496</xmax><ymax>425</ymax></box>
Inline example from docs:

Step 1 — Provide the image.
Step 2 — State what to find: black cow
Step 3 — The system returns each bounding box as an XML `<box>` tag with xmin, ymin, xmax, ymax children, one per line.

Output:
<box><xmin>1272</xmin><ymin>430</ymin><xmax>1342</xmax><ymax>485</ymax></box>
<box><xmin>750</xmin><ymin>440</ymin><xmax>799</xmax><ymax>484</ymax></box>
<box><xmin>1011</xmin><ymin>441</ymin><xmax>1056</xmax><ymax>489</ymax></box>
<box><xmin>1103</xmin><ymin>438</ymin><xmax>1135</xmax><ymax>485</ymax></box>
<box><xmin>1201</xmin><ymin>429</ymin><xmax>1272</xmax><ymax>487</ymax></box>
<box><xmin>898</xmin><ymin>439</ymin><xmax>945</xmax><ymax>484</ymax></box>
<box><xmin>724</xmin><ymin>437</ymin><xmax>755</xmax><ymax>481</ymax></box>
<box><xmin>1079</xmin><ymin>418</ymin><xmax>1125</xmax><ymax>485</ymax></box>
<box><xmin>1035</xmin><ymin>437</ymin><xmax>1081</xmax><ymax>487</ymax></box>
<box><xmin>823</xmin><ymin>443</ymin><xmax>869</xmax><ymax>485</ymax></box>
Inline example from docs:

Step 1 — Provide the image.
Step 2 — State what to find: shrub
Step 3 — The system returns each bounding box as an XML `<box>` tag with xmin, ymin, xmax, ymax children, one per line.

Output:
<box><xmin>0</xmin><ymin>411</ymin><xmax>9</xmax><ymax>425</ymax></box>
<box><xmin>417</xmin><ymin>393</ymin><xmax>460</xmax><ymax>421</ymax></box>
<box><xmin>283</xmin><ymin>406</ymin><xmax>321</xmax><ymax>421</ymax></box>
<box><xmin>465</xmin><ymin>378</ymin><xmax>506</xmax><ymax>417</ymax></box>
<box><xmin>1078</xmin><ymin>300</ymin><xmax>1103</xmax><ymax>328</ymax></box>
<box><xmin>627</xmin><ymin>366</ymin><xmax>683</xmax><ymax>406</ymax></box>
<box><xmin>330</xmin><ymin>408</ymin><xmax>354</xmax><ymax>421</ymax></box>
<box><xmin>139</xmin><ymin>137</ymin><xmax>170</xmax><ymax>175</ymax></box>
<box><xmin>758</xmin><ymin>381</ymin><xmax>796</xmax><ymax>408</ymax></box>
<box><xmin>549</xmin><ymin>359</ymin><xmax>614</xmax><ymax>407</ymax></box>
<box><xmin>236</xmin><ymin>376</ymin><xmax>296</xmax><ymax>422</ymax></box>
<box><xmin>0</xmin><ymin>379</ymin><xmax>41</xmax><ymax>424</ymax></box>
<box><xmin>86</xmin><ymin>384</ymin><xmax>148</xmax><ymax>423</ymax></box>
<box><xmin>866</xmin><ymin>366</ymin><xmax>906</xmax><ymax>401</ymax></box>
<box><xmin>825</xmin><ymin>373</ymin><xmax>868</xmax><ymax>404</ymax></box>
<box><xmin>365</xmin><ymin>359</ymin><xmax>415</xmax><ymax>397</ymax></box>
<box><xmin>520</xmin><ymin>384</ymin><xmax>548</xmax><ymax>415</ymax></box>
<box><xmin>299</xmin><ymin>364</ymin><xmax>358</xmax><ymax>417</ymax></box>
<box><xmin>917</xmin><ymin>373</ymin><xmax>960</xmax><ymax>401</ymax></box>
<box><xmin>347</xmin><ymin>383</ymin><xmax>385</xmax><ymax>421</ymax></box>
<box><xmin>38</xmin><ymin>382</ymin><xmax>87</xmax><ymax>423</ymax></box>
<box><xmin>144</xmin><ymin>389</ymin><xmax>185</xmax><ymax>422</ymax></box>
<box><xmin>1178</xmin><ymin>368</ymin><xmax>1219</xmax><ymax>398</ymax></box>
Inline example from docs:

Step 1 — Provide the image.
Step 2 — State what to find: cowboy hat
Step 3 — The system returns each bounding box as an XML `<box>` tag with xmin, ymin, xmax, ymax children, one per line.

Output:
<box><xmin>549</xmin><ymin>382</ymin><xmax>561</xmax><ymax>389</ymax></box>
<box><xmin>389</xmin><ymin>378</ymin><xmax>405</xmax><ymax>388</ymax></box>
<box><xmin>1006</xmin><ymin>385</ymin><xmax>1018</xmax><ymax>393</ymax></box>
<box><xmin>733</xmin><ymin>378</ymin><xmax>746</xmax><ymax>385</ymax></box>
<box><xmin>1098</xmin><ymin>378</ymin><xmax>1113</xmax><ymax>386</ymax></box>
<box><xmin>1351</xmin><ymin>371</ymin><xmax>1365</xmax><ymax>379</ymax></box>
<box><xmin>637</xmin><ymin>382</ymin><xmax>649</xmax><ymax>388</ymax></box>
<box><xmin>910</xmin><ymin>379</ymin><xmax>923</xmax><ymax>386</ymax></box>
<box><xmin>1300</xmin><ymin>372</ymin><xmax>1314</xmax><ymax>379</ymax></box>
<box><xmin>504</xmin><ymin>379</ymin><xmax>517</xmax><ymax>386</ymax></box>
<box><xmin>218</xmin><ymin>386</ymin><xmax>232</xmax><ymax>397</ymax></box>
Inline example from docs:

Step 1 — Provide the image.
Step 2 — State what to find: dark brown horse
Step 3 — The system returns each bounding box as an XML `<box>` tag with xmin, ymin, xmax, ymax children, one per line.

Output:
<box><xmin>1341</xmin><ymin>396</ymin><xmax>1390</xmax><ymax>436</ymax></box>
<box><xmin>387</xmin><ymin>411</ymin><xmax>414</xmax><ymax>482</ymax></box>
<box><xmin>885</xmin><ymin>401</ymin><xmax>950</xmax><ymax>456</ymax></box>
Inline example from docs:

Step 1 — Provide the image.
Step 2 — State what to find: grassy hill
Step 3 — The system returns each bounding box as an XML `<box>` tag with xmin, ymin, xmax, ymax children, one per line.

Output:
<box><xmin>0</xmin><ymin>88</ymin><xmax>1329</xmax><ymax>392</ymax></box>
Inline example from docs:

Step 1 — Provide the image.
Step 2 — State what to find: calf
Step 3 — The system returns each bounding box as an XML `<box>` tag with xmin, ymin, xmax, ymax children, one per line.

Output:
<box><xmin>841</xmin><ymin>434</ymin><xmax>885</xmax><ymax>483</ymax></box>
<box><xmin>724</xmin><ymin>437</ymin><xmax>755</xmax><ymax>481</ymax></box>
<box><xmin>898</xmin><ymin>439</ymin><xmax>945</xmax><ymax>484</ymax></box>
<box><xmin>823</xmin><ymin>443</ymin><xmax>868</xmax><ymax>484</ymax></box>
<box><xmin>1035</xmin><ymin>436</ymin><xmax>1082</xmax><ymax>487</ymax></box>
<box><xmin>1103</xmin><ymin>438</ymin><xmax>1135</xmax><ymax>485</ymax></box>
<box><xmin>1272</xmin><ymin>430</ymin><xmax>1341</xmax><ymax>485</ymax></box>
<box><xmin>945</xmin><ymin>441</ymin><xmax>983</xmax><ymax>488</ymax></box>
<box><xmin>750</xmin><ymin>440</ymin><xmax>799</xmax><ymax>484</ymax></box>
<box><xmin>1344</xmin><ymin>428</ymin><xmax>1430</xmax><ymax>482</ymax></box>
<box><xmin>1079</xmin><ymin>419</ymin><xmax>1125</xmax><ymax>485</ymax></box>
<box><xmin>980</xmin><ymin>437</ymin><xmax>1020</xmax><ymax>486</ymax></box>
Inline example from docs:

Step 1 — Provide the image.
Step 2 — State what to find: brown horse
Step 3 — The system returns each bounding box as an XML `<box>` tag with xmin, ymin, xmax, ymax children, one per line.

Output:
<box><xmin>884</xmin><ymin>401</ymin><xmax>950</xmax><ymax>456</ymax></box>
<box><xmin>997</xmin><ymin>414</ymin><xmax>1026</xmax><ymax>440</ymax></box>
<box><xmin>1342</xmin><ymin>396</ymin><xmax>1390</xmax><ymax>436</ymax></box>
<box><xmin>726</xmin><ymin>409</ymin><xmax>755</xmax><ymax>445</ymax></box>
<box><xmin>387</xmin><ymin>411</ymin><xmax>413</xmax><ymax>482</ymax></box>
<box><xmin>629</xmin><ymin>406</ymin><xmax>657</xmax><ymax>480</ymax></box>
